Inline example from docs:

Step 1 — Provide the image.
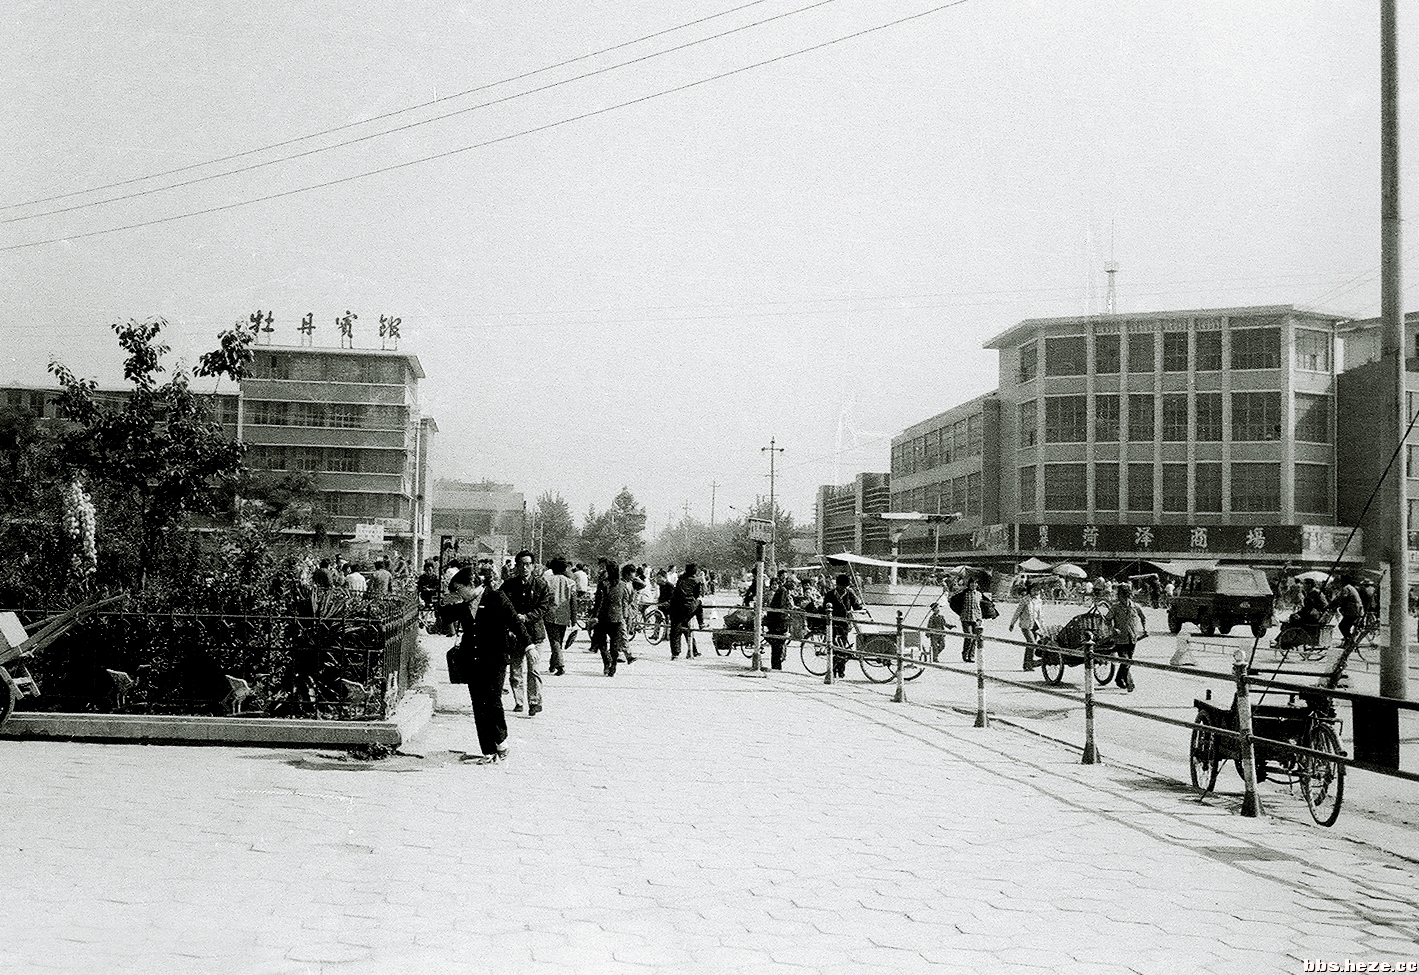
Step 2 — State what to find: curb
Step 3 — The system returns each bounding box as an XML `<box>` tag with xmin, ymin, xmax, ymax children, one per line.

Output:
<box><xmin>0</xmin><ymin>688</ymin><xmax>435</xmax><ymax>749</ymax></box>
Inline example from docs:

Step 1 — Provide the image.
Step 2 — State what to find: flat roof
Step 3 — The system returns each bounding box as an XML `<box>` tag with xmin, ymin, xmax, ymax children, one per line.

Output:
<box><xmin>982</xmin><ymin>304</ymin><xmax>1348</xmax><ymax>350</ymax></box>
<box><xmin>257</xmin><ymin>344</ymin><xmax>425</xmax><ymax>379</ymax></box>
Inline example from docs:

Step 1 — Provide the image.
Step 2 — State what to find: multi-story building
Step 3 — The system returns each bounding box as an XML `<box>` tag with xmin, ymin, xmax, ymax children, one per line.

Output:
<box><xmin>240</xmin><ymin>345</ymin><xmax>431</xmax><ymax>563</ymax></box>
<box><xmin>886</xmin><ymin>304</ymin><xmax>1364</xmax><ymax>573</ymax></box>
<box><xmin>429</xmin><ymin>479</ymin><xmax>525</xmax><ymax>564</ymax></box>
<box><xmin>888</xmin><ymin>395</ymin><xmax>1004</xmax><ymax>561</ymax></box>
<box><xmin>816</xmin><ymin>473</ymin><xmax>891</xmax><ymax>559</ymax></box>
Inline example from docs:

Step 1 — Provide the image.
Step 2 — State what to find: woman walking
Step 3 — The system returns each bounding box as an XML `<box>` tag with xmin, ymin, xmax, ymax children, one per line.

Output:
<box><xmin>448</xmin><ymin>564</ymin><xmax>532</xmax><ymax>763</ymax></box>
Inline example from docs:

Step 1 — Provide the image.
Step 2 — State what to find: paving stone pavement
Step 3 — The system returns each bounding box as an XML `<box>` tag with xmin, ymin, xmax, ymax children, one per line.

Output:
<box><xmin>3</xmin><ymin>629</ymin><xmax>1417</xmax><ymax>975</ymax></box>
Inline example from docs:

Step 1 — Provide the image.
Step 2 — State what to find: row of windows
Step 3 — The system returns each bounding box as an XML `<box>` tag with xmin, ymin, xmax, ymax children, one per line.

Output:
<box><xmin>1018</xmin><ymin>324</ymin><xmax>1332</xmax><ymax>382</ymax></box>
<box><xmin>252</xmin><ymin>354</ymin><xmax>408</xmax><ymax>385</ymax></box>
<box><xmin>1018</xmin><ymin>462</ymin><xmax>1329</xmax><ymax>515</ymax></box>
<box><xmin>1022</xmin><ymin>391</ymin><xmax>1329</xmax><ymax>445</ymax></box>
<box><xmin>248</xmin><ymin>445</ymin><xmax>408</xmax><ymax>475</ymax></box>
<box><xmin>891</xmin><ymin>415</ymin><xmax>983</xmax><ymax>475</ymax></box>
<box><xmin>322</xmin><ymin>492</ymin><xmax>410</xmax><ymax>519</ymax></box>
<box><xmin>890</xmin><ymin>472</ymin><xmax>984</xmax><ymax>518</ymax></box>
<box><xmin>245</xmin><ymin>400</ymin><xmax>407</xmax><ymax>429</ymax></box>
<box><xmin>4</xmin><ymin>389</ymin><xmax>239</xmax><ymax>425</ymax></box>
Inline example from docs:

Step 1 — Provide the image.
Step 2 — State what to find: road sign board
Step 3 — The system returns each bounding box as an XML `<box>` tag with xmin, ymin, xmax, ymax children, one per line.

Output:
<box><xmin>747</xmin><ymin>518</ymin><xmax>773</xmax><ymax>543</ymax></box>
<box><xmin>354</xmin><ymin>523</ymin><xmax>385</xmax><ymax>545</ymax></box>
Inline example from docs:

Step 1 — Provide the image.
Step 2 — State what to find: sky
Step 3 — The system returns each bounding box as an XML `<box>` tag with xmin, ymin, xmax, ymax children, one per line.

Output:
<box><xmin>2</xmin><ymin>0</ymin><xmax>1417</xmax><ymax>534</ymax></box>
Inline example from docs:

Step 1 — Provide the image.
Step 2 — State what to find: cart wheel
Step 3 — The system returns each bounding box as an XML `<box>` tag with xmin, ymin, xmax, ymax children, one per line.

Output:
<box><xmin>645</xmin><ymin>609</ymin><xmax>667</xmax><ymax>645</ymax></box>
<box><xmin>1198</xmin><ymin>615</ymin><xmax>1216</xmax><ymax>636</ymax></box>
<box><xmin>1300</xmin><ymin>723</ymin><xmax>1345</xmax><ymax>827</ymax></box>
<box><xmin>714</xmin><ymin>637</ymin><xmax>734</xmax><ymax>657</ymax></box>
<box><xmin>859</xmin><ymin>635</ymin><xmax>897</xmax><ymax>683</ymax></box>
<box><xmin>1040</xmin><ymin>651</ymin><xmax>1065</xmax><ymax>685</ymax></box>
<box><xmin>1251</xmin><ymin>620</ymin><xmax>1269</xmax><ymax>639</ymax></box>
<box><xmin>1218</xmin><ymin>622</ymin><xmax>1233</xmax><ymax>635</ymax></box>
<box><xmin>1167</xmin><ymin>609</ymin><xmax>1182</xmax><ymax>635</ymax></box>
<box><xmin>1092</xmin><ymin>655</ymin><xmax>1116</xmax><ymax>686</ymax></box>
<box><xmin>1189</xmin><ymin>711</ymin><xmax>1220</xmax><ymax>793</ymax></box>
<box><xmin>800</xmin><ymin>638</ymin><xmax>828</xmax><ymax>676</ymax></box>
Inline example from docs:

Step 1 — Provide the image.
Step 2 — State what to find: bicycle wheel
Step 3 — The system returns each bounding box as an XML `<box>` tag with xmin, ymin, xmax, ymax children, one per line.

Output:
<box><xmin>858</xmin><ymin>635</ymin><xmax>897</xmax><ymax>683</ymax></box>
<box><xmin>1300</xmin><ymin>723</ymin><xmax>1345</xmax><ymax>827</ymax></box>
<box><xmin>645</xmin><ymin>608</ymin><xmax>667</xmax><ymax>645</ymax></box>
<box><xmin>799</xmin><ymin>637</ymin><xmax>828</xmax><ymax>676</ymax></box>
<box><xmin>1189</xmin><ymin>711</ymin><xmax>1220</xmax><ymax>793</ymax></box>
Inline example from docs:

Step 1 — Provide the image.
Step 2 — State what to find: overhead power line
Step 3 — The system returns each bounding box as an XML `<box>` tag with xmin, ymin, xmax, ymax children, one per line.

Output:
<box><xmin>0</xmin><ymin>0</ymin><xmax>779</xmax><ymax>212</ymax></box>
<box><xmin>3</xmin><ymin>0</ymin><xmax>851</xmax><ymax>227</ymax></box>
<box><xmin>0</xmin><ymin>0</ymin><xmax>974</xmax><ymax>253</ymax></box>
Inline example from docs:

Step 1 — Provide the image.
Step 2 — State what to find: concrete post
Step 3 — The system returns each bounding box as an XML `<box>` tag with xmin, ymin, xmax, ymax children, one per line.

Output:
<box><xmin>1234</xmin><ymin>658</ymin><xmax>1263</xmax><ymax>817</ymax></box>
<box><xmin>892</xmin><ymin>611</ymin><xmax>906</xmax><ymax>704</ymax></box>
<box><xmin>1082</xmin><ymin>633</ymin><xmax>1099</xmax><ymax>764</ymax></box>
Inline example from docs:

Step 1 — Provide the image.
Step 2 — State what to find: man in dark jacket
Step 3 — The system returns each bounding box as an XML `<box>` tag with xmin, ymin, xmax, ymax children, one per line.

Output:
<box><xmin>449</xmin><ymin>564</ymin><xmax>531</xmax><ymax>762</ymax></box>
<box><xmin>765</xmin><ymin>570</ymin><xmax>793</xmax><ymax>670</ymax></box>
<box><xmin>500</xmin><ymin>550</ymin><xmax>553</xmax><ymax>716</ymax></box>
<box><xmin>669</xmin><ymin>563</ymin><xmax>704</xmax><ymax>659</ymax></box>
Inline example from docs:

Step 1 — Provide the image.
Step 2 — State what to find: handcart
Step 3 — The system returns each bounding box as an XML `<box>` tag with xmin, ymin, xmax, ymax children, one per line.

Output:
<box><xmin>1036</xmin><ymin>604</ymin><xmax>1118</xmax><ymax>687</ymax></box>
<box><xmin>0</xmin><ymin>596</ymin><xmax>125</xmax><ymax>727</ymax></box>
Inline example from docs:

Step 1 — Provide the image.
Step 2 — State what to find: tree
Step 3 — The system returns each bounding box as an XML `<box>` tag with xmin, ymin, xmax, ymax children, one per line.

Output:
<box><xmin>49</xmin><ymin>317</ymin><xmax>255</xmax><ymax>588</ymax></box>
<box><xmin>577</xmin><ymin>488</ymin><xmax>647</xmax><ymax>565</ymax></box>
<box><xmin>533</xmin><ymin>491</ymin><xmax>577</xmax><ymax>562</ymax></box>
<box><xmin>724</xmin><ymin>496</ymin><xmax>798</xmax><ymax>570</ymax></box>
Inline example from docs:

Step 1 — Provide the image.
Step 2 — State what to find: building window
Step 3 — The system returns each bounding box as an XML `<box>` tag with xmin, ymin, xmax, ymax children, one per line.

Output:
<box><xmin>1018</xmin><ymin>401</ymin><xmax>1037</xmax><ymax>447</ymax></box>
<box><xmin>247</xmin><ymin>400</ymin><xmax>287</xmax><ymax>426</ymax></box>
<box><xmin>1045</xmin><ymin>336</ymin><xmax>1087</xmax><ymax>376</ymax></box>
<box><xmin>1295</xmin><ymin>393</ymin><xmax>1330</xmax><ymax>444</ymax></box>
<box><xmin>1094</xmin><ymin>334</ymin><xmax>1120</xmax><ymax>374</ymax></box>
<box><xmin>1161</xmin><ymin>394</ymin><xmax>1188</xmax><ymax>442</ymax></box>
<box><xmin>1127</xmin><ymin>463</ymin><xmax>1154</xmax><ymax>512</ymax></box>
<box><xmin>1196</xmin><ymin>393</ymin><xmax>1222</xmax><ymax>441</ymax></box>
<box><xmin>260</xmin><ymin>354</ymin><xmax>291</xmax><ymax>380</ymax></box>
<box><xmin>953</xmin><ymin>475</ymin><xmax>968</xmax><ymax>516</ymax></box>
<box><xmin>1045</xmin><ymin>395</ymin><xmax>1088</xmax><ymax>443</ymax></box>
<box><xmin>1128</xmin><ymin>394</ymin><xmax>1155</xmax><ymax>442</ymax></box>
<box><xmin>290</xmin><ymin>402</ymin><xmax>328</xmax><ymax>428</ymax></box>
<box><xmin>1162</xmin><ymin>332</ymin><xmax>1188</xmax><ymax>372</ymax></box>
<box><xmin>923</xmin><ymin>429</ymin><xmax>939</xmax><ymax>468</ymax></box>
<box><xmin>1095</xmin><ymin>394</ymin><xmax>1120</xmax><ymax>442</ymax></box>
<box><xmin>289</xmin><ymin>447</ymin><xmax>322</xmax><ymax>471</ymax></box>
<box><xmin>329</xmin><ymin>404</ymin><xmax>364</xmax><ymax>429</ymax></box>
<box><xmin>1019</xmin><ymin>341</ymin><xmax>1038</xmax><ymax>382</ymax></box>
<box><xmin>1195</xmin><ymin>331</ymin><xmax>1222</xmax><ymax>371</ymax></box>
<box><xmin>1408</xmin><ymin>445</ymin><xmax>1419</xmax><ymax>479</ymax></box>
<box><xmin>891</xmin><ymin>444</ymin><xmax>903</xmax><ymax>477</ymax></box>
<box><xmin>1195</xmin><ymin>463</ymin><xmax>1223</xmax><ymax>512</ymax></box>
<box><xmin>1162</xmin><ymin>464</ymin><xmax>1189</xmax><ymax>512</ymax></box>
<box><xmin>967</xmin><ymin>472</ymin><xmax>982</xmax><ymax>516</ymax></box>
<box><xmin>1044</xmin><ymin>463</ymin><xmax>1086</xmax><ymax>512</ymax></box>
<box><xmin>1295</xmin><ymin>463</ymin><xmax>1331</xmax><ymax>515</ymax></box>
<box><xmin>1019</xmin><ymin>465</ymin><xmax>1036</xmax><ymax>512</ymax></box>
<box><xmin>1231</xmin><ymin>462</ymin><xmax>1280</xmax><ymax>512</ymax></box>
<box><xmin>953</xmin><ymin>420</ymin><xmax>968</xmax><ymax>458</ymax></box>
<box><xmin>1094</xmin><ymin>464</ymin><xmax>1119</xmax><ymax>511</ymax></box>
<box><xmin>1231</xmin><ymin>327</ymin><xmax>1281</xmax><ymax>370</ymax></box>
<box><xmin>328</xmin><ymin>449</ymin><xmax>360</xmax><ymax>473</ymax></box>
<box><xmin>1232</xmin><ymin>391</ymin><xmax>1283</xmax><ymax>441</ymax></box>
<box><xmin>1128</xmin><ymin>333</ymin><xmax>1155</xmax><ymax>373</ymax></box>
<box><xmin>967</xmin><ymin>414</ymin><xmax>982</xmax><ymax>457</ymax></box>
<box><xmin>1295</xmin><ymin>329</ymin><xmax>1333</xmax><ymax>372</ymax></box>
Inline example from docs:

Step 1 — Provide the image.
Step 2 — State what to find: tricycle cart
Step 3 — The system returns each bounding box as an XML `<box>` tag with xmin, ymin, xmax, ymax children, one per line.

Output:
<box><xmin>1036</xmin><ymin>604</ymin><xmax>1118</xmax><ymax>687</ymax></box>
<box><xmin>1188</xmin><ymin>643</ymin><xmax>1352</xmax><ymax>826</ymax></box>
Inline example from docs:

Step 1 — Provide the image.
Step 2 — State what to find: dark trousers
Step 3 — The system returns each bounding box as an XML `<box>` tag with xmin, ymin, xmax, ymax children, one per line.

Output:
<box><xmin>1113</xmin><ymin>642</ymin><xmax>1135</xmax><ymax>688</ymax></box>
<box><xmin>467</xmin><ymin>660</ymin><xmax>508</xmax><ymax>756</ymax></box>
<box><xmin>767</xmin><ymin>629</ymin><xmax>788</xmax><ymax>669</ymax></box>
<box><xmin>546</xmin><ymin>623</ymin><xmax>567</xmax><ymax>672</ymax></box>
<box><xmin>961</xmin><ymin>621</ymin><xmax>982</xmax><ymax>662</ymax></box>
<box><xmin>597</xmin><ymin>621</ymin><xmax>626</xmax><ymax>675</ymax></box>
<box><xmin>669</xmin><ymin>616</ymin><xmax>694</xmax><ymax>657</ymax></box>
<box><xmin>831</xmin><ymin>623</ymin><xmax>850</xmax><ymax>676</ymax></box>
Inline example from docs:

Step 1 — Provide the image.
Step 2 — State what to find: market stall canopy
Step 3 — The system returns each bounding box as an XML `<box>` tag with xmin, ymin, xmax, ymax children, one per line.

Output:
<box><xmin>1294</xmin><ymin>569</ymin><xmax>1332</xmax><ymax>584</ymax></box>
<box><xmin>1145</xmin><ymin>559</ymin><xmax>1219</xmax><ymax>576</ymax></box>
<box><xmin>1017</xmin><ymin>557</ymin><xmax>1053</xmax><ymax>572</ymax></box>
<box><xmin>825</xmin><ymin>552</ymin><xmax>938</xmax><ymax>571</ymax></box>
<box><xmin>1052</xmin><ymin>563</ymin><xmax>1087</xmax><ymax>579</ymax></box>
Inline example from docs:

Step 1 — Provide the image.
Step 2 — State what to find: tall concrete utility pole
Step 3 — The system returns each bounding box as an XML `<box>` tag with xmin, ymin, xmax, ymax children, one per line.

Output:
<box><xmin>1381</xmin><ymin>0</ymin><xmax>1408</xmax><ymax>702</ymax></box>
<box><xmin>710</xmin><ymin>481</ymin><xmax>719</xmax><ymax>530</ymax></box>
<box><xmin>761</xmin><ymin>438</ymin><xmax>784</xmax><ymax>570</ymax></box>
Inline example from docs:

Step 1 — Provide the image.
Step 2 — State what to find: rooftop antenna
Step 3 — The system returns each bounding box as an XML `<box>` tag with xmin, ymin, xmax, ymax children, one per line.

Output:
<box><xmin>1103</xmin><ymin>220</ymin><xmax>1119</xmax><ymax>315</ymax></box>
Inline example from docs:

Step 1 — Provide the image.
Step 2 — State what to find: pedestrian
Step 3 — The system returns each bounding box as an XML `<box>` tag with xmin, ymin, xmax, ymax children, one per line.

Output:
<box><xmin>924</xmin><ymin>601</ymin><xmax>949</xmax><ymax>663</ymax></box>
<box><xmin>344</xmin><ymin>563</ymin><xmax>367</xmax><ymax>594</ymax></box>
<box><xmin>501</xmin><ymin>550</ymin><xmax>552</xmax><ymax>715</ymax></box>
<box><xmin>597</xmin><ymin>563</ymin><xmax>637</xmax><ymax>675</ymax></box>
<box><xmin>447</xmin><ymin>564</ymin><xmax>531</xmax><ymax>763</ymax></box>
<box><xmin>417</xmin><ymin>560</ymin><xmax>439</xmax><ymax>609</ymax></box>
<box><xmin>543</xmin><ymin>557</ymin><xmax>575</xmax><ymax>676</ymax></box>
<box><xmin>1334</xmin><ymin>574</ymin><xmax>1364</xmax><ymax>648</ymax></box>
<box><xmin>823</xmin><ymin>573</ymin><xmax>863</xmax><ymax>678</ymax></box>
<box><xmin>1009</xmin><ymin>582</ymin><xmax>1044</xmax><ymax>671</ymax></box>
<box><xmin>311</xmin><ymin>558</ymin><xmax>333</xmax><ymax>589</ymax></box>
<box><xmin>588</xmin><ymin>559</ymin><xmax>615</xmax><ymax>658</ymax></box>
<box><xmin>1110</xmin><ymin>584</ymin><xmax>1147</xmax><ymax>692</ymax></box>
<box><xmin>668</xmin><ymin>563</ymin><xmax>704</xmax><ymax>659</ymax></box>
<box><xmin>954</xmin><ymin>577</ymin><xmax>983</xmax><ymax>663</ymax></box>
<box><xmin>367</xmin><ymin>557</ymin><xmax>392</xmax><ymax>597</ymax></box>
<box><xmin>765</xmin><ymin>569</ymin><xmax>792</xmax><ymax>670</ymax></box>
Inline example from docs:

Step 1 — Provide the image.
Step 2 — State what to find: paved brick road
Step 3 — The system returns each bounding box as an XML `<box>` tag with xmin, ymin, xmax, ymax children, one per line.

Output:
<box><xmin>3</xmin><ymin>628</ymin><xmax>1417</xmax><ymax>974</ymax></box>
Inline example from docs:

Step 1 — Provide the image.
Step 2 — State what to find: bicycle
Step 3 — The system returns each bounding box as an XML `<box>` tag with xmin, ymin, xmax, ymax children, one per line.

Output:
<box><xmin>641</xmin><ymin>604</ymin><xmax>668</xmax><ymax>645</ymax></box>
<box><xmin>1347</xmin><ymin>613</ymin><xmax>1380</xmax><ymax>664</ymax></box>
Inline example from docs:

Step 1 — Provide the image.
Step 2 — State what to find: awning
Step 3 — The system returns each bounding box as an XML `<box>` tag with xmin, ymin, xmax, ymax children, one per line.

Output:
<box><xmin>826</xmin><ymin>552</ymin><xmax>939</xmax><ymax>570</ymax></box>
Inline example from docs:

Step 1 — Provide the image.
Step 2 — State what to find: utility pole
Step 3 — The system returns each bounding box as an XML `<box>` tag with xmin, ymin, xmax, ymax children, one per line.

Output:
<box><xmin>710</xmin><ymin>481</ymin><xmax>720</xmax><ymax>529</ymax></box>
<box><xmin>761</xmin><ymin>437</ymin><xmax>784</xmax><ymax>570</ymax></box>
<box><xmin>683</xmin><ymin>500</ymin><xmax>691</xmax><ymax>557</ymax></box>
<box><xmin>1381</xmin><ymin>0</ymin><xmax>1408</xmax><ymax>705</ymax></box>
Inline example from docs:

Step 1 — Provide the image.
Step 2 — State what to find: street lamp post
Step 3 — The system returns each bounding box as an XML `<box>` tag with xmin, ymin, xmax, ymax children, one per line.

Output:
<box><xmin>873</xmin><ymin>511</ymin><xmax>964</xmax><ymax>585</ymax></box>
